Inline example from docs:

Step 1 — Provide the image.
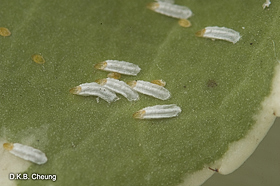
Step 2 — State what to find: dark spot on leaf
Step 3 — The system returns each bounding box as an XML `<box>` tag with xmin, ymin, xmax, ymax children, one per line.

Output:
<box><xmin>207</xmin><ymin>80</ymin><xmax>218</xmax><ymax>88</ymax></box>
<box><xmin>183</xmin><ymin>85</ymin><xmax>186</xmax><ymax>88</ymax></box>
<box><xmin>250</xmin><ymin>43</ymin><xmax>253</xmax><ymax>45</ymax></box>
<box><xmin>71</xmin><ymin>142</ymin><xmax>76</xmax><ymax>148</ymax></box>
<box><xmin>209</xmin><ymin>167</ymin><xmax>219</xmax><ymax>172</ymax></box>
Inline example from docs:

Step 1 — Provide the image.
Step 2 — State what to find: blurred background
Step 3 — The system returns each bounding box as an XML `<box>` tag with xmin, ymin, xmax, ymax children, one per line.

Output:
<box><xmin>204</xmin><ymin>117</ymin><xmax>280</xmax><ymax>186</ymax></box>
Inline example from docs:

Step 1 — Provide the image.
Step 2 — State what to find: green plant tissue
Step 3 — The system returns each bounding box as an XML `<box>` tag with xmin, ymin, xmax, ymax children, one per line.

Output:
<box><xmin>0</xmin><ymin>0</ymin><xmax>279</xmax><ymax>186</ymax></box>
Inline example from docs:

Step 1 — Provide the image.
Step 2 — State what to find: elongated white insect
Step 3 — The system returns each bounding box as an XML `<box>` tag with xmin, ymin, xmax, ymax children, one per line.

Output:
<box><xmin>196</xmin><ymin>26</ymin><xmax>241</xmax><ymax>44</ymax></box>
<box><xmin>127</xmin><ymin>80</ymin><xmax>171</xmax><ymax>100</ymax></box>
<box><xmin>151</xmin><ymin>79</ymin><xmax>166</xmax><ymax>87</ymax></box>
<box><xmin>133</xmin><ymin>104</ymin><xmax>181</xmax><ymax>119</ymax></box>
<box><xmin>156</xmin><ymin>0</ymin><xmax>174</xmax><ymax>3</ymax></box>
<box><xmin>94</xmin><ymin>60</ymin><xmax>141</xmax><ymax>76</ymax></box>
<box><xmin>69</xmin><ymin>82</ymin><xmax>119</xmax><ymax>103</ymax></box>
<box><xmin>3</xmin><ymin>143</ymin><xmax>47</xmax><ymax>165</ymax></box>
<box><xmin>147</xmin><ymin>1</ymin><xmax>192</xmax><ymax>19</ymax></box>
<box><xmin>262</xmin><ymin>0</ymin><xmax>271</xmax><ymax>9</ymax></box>
<box><xmin>96</xmin><ymin>78</ymin><xmax>139</xmax><ymax>101</ymax></box>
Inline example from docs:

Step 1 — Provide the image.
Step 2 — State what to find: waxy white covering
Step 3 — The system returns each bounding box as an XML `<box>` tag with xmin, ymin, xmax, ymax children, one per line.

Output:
<box><xmin>135</xmin><ymin>104</ymin><xmax>181</xmax><ymax>119</ymax></box>
<box><xmin>100</xmin><ymin>78</ymin><xmax>139</xmax><ymax>101</ymax></box>
<box><xmin>97</xmin><ymin>60</ymin><xmax>141</xmax><ymax>76</ymax></box>
<box><xmin>7</xmin><ymin>143</ymin><xmax>47</xmax><ymax>165</ymax></box>
<box><xmin>130</xmin><ymin>80</ymin><xmax>171</xmax><ymax>100</ymax></box>
<box><xmin>200</xmin><ymin>26</ymin><xmax>241</xmax><ymax>44</ymax></box>
<box><xmin>150</xmin><ymin>1</ymin><xmax>192</xmax><ymax>19</ymax></box>
<box><xmin>77</xmin><ymin>82</ymin><xmax>119</xmax><ymax>103</ymax></box>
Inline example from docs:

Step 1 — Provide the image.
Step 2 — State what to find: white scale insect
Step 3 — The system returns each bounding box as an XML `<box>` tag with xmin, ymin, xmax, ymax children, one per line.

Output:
<box><xmin>70</xmin><ymin>82</ymin><xmax>119</xmax><ymax>103</ymax></box>
<box><xmin>196</xmin><ymin>26</ymin><xmax>241</xmax><ymax>44</ymax></box>
<box><xmin>147</xmin><ymin>1</ymin><xmax>192</xmax><ymax>19</ymax></box>
<box><xmin>94</xmin><ymin>60</ymin><xmax>141</xmax><ymax>76</ymax></box>
<box><xmin>133</xmin><ymin>104</ymin><xmax>181</xmax><ymax>119</ymax></box>
<box><xmin>96</xmin><ymin>78</ymin><xmax>139</xmax><ymax>101</ymax></box>
<box><xmin>127</xmin><ymin>80</ymin><xmax>171</xmax><ymax>100</ymax></box>
<box><xmin>156</xmin><ymin>0</ymin><xmax>174</xmax><ymax>3</ymax></box>
<box><xmin>147</xmin><ymin>0</ymin><xmax>192</xmax><ymax>27</ymax></box>
<box><xmin>3</xmin><ymin>143</ymin><xmax>47</xmax><ymax>165</ymax></box>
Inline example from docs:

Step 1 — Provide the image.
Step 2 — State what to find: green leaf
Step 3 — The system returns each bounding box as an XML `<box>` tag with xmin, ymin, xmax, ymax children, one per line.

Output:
<box><xmin>0</xmin><ymin>0</ymin><xmax>279</xmax><ymax>185</ymax></box>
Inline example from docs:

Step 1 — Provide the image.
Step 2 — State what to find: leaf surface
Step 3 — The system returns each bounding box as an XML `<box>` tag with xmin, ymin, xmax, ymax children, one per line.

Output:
<box><xmin>0</xmin><ymin>0</ymin><xmax>279</xmax><ymax>185</ymax></box>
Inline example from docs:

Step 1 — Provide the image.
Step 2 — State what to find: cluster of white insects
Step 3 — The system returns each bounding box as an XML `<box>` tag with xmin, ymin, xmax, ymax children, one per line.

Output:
<box><xmin>2</xmin><ymin>61</ymin><xmax>181</xmax><ymax>165</ymax></box>
<box><xmin>148</xmin><ymin>0</ymin><xmax>242</xmax><ymax>44</ymax></box>
<box><xmin>70</xmin><ymin>60</ymin><xmax>182</xmax><ymax>119</ymax></box>
<box><xmin>3</xmin><ymin>0</ymin><xmax>270</xmax><ymax>167</ymax></box>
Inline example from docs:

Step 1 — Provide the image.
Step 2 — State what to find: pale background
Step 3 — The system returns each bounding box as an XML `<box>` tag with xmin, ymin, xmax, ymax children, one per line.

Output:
<box><xmin>204</xmin><ymin>118</ymin><xmax>280</xmax><ymax>186</ymax></box>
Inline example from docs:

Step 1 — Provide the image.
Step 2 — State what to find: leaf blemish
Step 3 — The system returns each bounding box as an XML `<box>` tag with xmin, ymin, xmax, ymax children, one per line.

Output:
<box><xmin>207</xmin><ymin>80</ymin><xmax>218</xmax><ymax>88</ymax></box>
<box><xmin>0</xmin><ymin>27</ymin><xmax>11</xmax><ymax>37</ymax></box>
<box><xmin>209</xmin><ymin>167</ymin><xmax>219</xmax><ymax>172</ymax></box>
<box><xmin>178</xmin><ymin>19</ymin><xmax>191</xmax><ymax>28</ymax></box>
<box><xmin>32</xmin><ymin>54</ymin><xmax>45</xmax><ymax>64</ymax></box>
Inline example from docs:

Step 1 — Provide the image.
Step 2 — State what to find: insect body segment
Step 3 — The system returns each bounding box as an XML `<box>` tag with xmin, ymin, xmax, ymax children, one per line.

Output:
<box><xmin>3</xmin><ymin>143</ymin><xmax>47</xmax><ymax>165</ymax></box>
<box><xmin>107</xmin><ymin>72</ymin><xmax>121</xmax><ymax>79</ymax></box>
<box><xmin>151</xmin><ymin>79</ymin><xmax>166</xmax><ymax>87</ymax></box>
<box><xmin>147</xmin><ymin>1</ymin><xmax>192</xmax><ymax>19</ymax></box>
<box><xmin>94</xmin><ymin>60</ymin><xmax>141</xmax><ymax>76</ymax></box>
<box><xmin>196</xmin><ymin>26</ymin><xmax>241</xmax><ymax>44</ymax></box>
<box><xmin>70</xmin><ymin>82</ymin><xmax>119</xmax><ymax>103</ymax></box>
<box><xmin>133</xmin><ymin>104</ymin><xmax>181</xmax><ymax>119</ymax></box>
<box><xmin>3</xmin><ymin>143</ymin><xmax>13</xmax><ymax>150</ymax></box>
<box><xmin>96</xmin><ymin>78</ymin><xmax>139</xmax><ymax>101</ymax></box>
<box><xmin>128</xmin><ymin>80</ymin><xmax>171</xmax><ymax>100</ymax></box>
